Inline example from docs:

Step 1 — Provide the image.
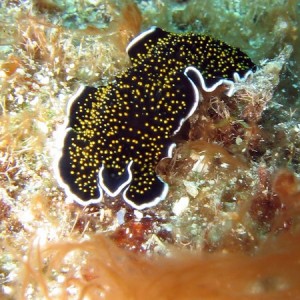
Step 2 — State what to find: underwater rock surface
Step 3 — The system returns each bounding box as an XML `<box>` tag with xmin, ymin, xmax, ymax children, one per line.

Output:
<box><xmin>0</xmin><ymin>0</ymin><xmax>300</xmax><ymax>299</ymax></box>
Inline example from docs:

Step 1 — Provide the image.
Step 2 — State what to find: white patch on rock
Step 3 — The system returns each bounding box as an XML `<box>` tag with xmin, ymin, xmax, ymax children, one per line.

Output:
<box><xmin>172</xmin><ymin>196</ymin><xmax>190</xmax><ymax>216</ymax></box>
<box><xmin>192</xmin><ymin>154</ymin><xmax>209</xmax><ymax>173</ymax></box>
<box><xmin>183</xmin><ymin>180</ymin><xmax>199</xmax><ymax>198</ymax></box>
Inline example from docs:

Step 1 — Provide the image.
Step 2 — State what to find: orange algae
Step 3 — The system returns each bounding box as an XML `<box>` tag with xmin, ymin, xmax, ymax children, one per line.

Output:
<box><xmin>20</xmin><ymin>221</ymin><xmax>300</xmax><ymax>299</ymax></box>
<box><xmin>273</xmin><ymin>169</ymin><xmax>300</xmax><ymax>198</ymax></box>
<box><xmin>17</xmin><ymin>167</ymin><xmax>300</xmax><ymax>299</ymax></box>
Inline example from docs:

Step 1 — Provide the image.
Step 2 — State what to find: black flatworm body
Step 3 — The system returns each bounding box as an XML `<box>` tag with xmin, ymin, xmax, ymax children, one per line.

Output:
<box><xmin>56</xmin><ymin>27</ymin><xmax>256</xmax><ymax>210</ymax></box>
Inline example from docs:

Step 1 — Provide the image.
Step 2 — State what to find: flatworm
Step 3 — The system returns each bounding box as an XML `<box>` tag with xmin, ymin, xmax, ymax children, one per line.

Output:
<box><xmin>56</xmin><ymin>27</ymin><xmax>256</xmax><ymax>210</ymax></box>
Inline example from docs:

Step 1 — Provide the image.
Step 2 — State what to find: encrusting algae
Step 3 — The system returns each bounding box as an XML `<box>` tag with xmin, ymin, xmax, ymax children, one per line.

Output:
<box><xmin>0</xmin><ymin>0</ymin><xmax>300</xmax><ymax>299</ymax></box>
